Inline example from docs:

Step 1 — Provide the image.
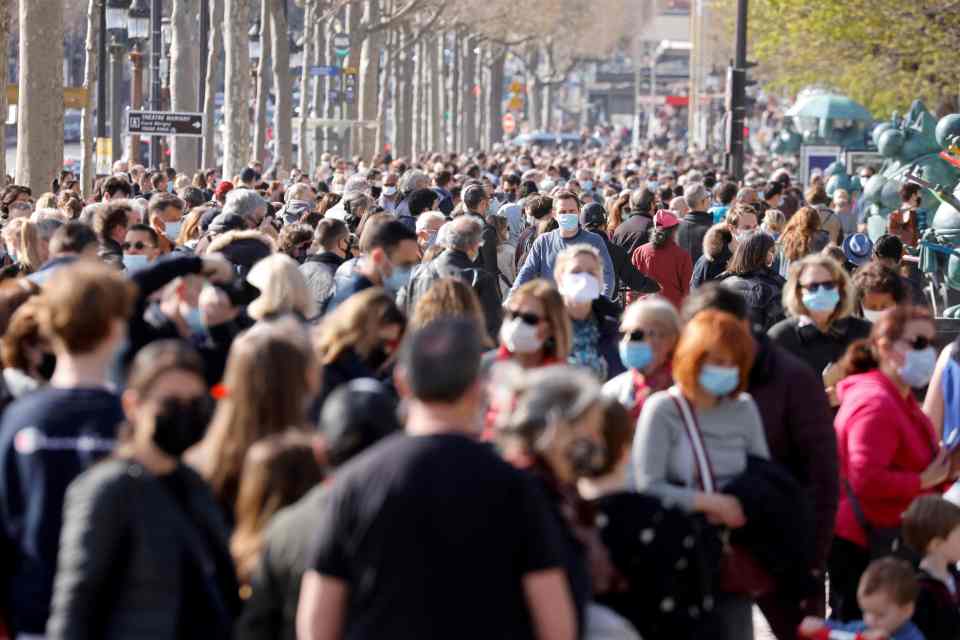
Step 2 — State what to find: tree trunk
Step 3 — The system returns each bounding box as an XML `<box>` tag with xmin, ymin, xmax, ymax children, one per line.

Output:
<box><xmin>202</xmin><ymin>0</ymin><xmax>224</xmax><ymax>171</ymax></box>
<box><xmin>543</xmin><ymin>83</ymin><xmax>553</xmax><ymax>131</ymax></box>
<box><xmin>413</xmin><ymin>36</ymin><xmax>426</xmax><ymax>159</ymax></box>
<box><xmin>487</xmin><ymin>47</ymin><xmax>505</xmax><ymax>147</ymax></box>
<box><xmin>296</xmin><ymin>0</ymin><xmax>312</xmax><ymax>172</ymax></box>
<box><xmin>525</xmin><ymin>46</ymin><xmax>541</xmax><ymax>130</ymax></box>
<box><xmin>437</xmin><ymin>33</ymin><xmax>447</xmax><ymax>151</ymax></box>
<box><xmin>374</xmin><ymin>26</ymin><xmax>391</xmax><ymax>157</ymax></box>
<box><xmin>428</xmin><ymin>35</ymin><xmax>440</xmax><ymax>152</ymax></box>
<box><xmin>356</xmin><ymin>0</ymin><xmax>380</xmax><ymax>160</ymax></box>
<box><xmin>16</xmin><ymin>0</ymin><xmax>64</xmax><ymax>193</ymax></box>
<box><xmin>477</xmin><ymin>50</ymin><xmax>486</xmax><ymax>148</ymax></box>
<box><xmin>222</xmin><ymin>0</ymin><xmax>251</xmax><ymax>180</ymax></box>
<box><xmin>310</xmin><ymin>13</ymin><xmax>326</xmax><ymax>170</ymax></box>
<box><xmin>450</xmin><ymin>31</ymin><xmax>459</xmax><ymax>150</ymax></box>
<box><xmin>461</xmin><ymin>35</ymin><xmax>477</xmax><ymax>150</ymax></box>
<box><xmin>394</xmin><ymin>24</ymin><xmax>412</xmax><ymax>159</ymax></box>
<box><xmin>0</xmin><ymin>4</ymin><xmax>11</xmax><ymax>182</ymax></box>
<box><xmin>253</xmin><ymin>1</ymin><xmax>271</xmax><ymax>165</ymax></box>
<box><xmin>80</xmin><ymin>0</ymin><xmax>98</xmax><ymax>196</ymax></box>
<box><xmin>270</xmin><ymin>0</ymin><xmax>291</xmax><ymax>176</ymax></box>
<box><xmin>170</xmin><ymin>0</ymin><xmax>200</xmax><ymax>175</ymax></box>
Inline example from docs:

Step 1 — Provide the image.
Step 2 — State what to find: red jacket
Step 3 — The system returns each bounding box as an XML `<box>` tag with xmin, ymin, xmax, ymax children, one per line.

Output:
<box><xmin>630</xmin><ymin>240</ymin><xmax>693</xmax><ymax>309</ymax></box>
<box><xmin>834</xmin><ymin>370</ymin><xmax>938</xmax><ymax>547</ymax></box>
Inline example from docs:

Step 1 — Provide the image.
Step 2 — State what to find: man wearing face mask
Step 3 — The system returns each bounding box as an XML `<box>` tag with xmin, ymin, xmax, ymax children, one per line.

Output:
<box><xmin>378</xmin><ymin>173</ymin><xmax>400</xmax><ymax>213</ymax></box>
<box><xmin>511</xmin><ymin>191</ymin><xmax>615</xmax><ymax>299</ymax></box>
<box><xmin>399</xmin><ymin>215</ymin><xmax>502</xmax><ymax>341</ymax></box>
<box><xmin>496</xmin><ymin>174</ymin><xmax>525</xmax><ymax>244</ymax></box>
<box><xmin>148</xmin><ymin>192</ymin><xmax>186</xmax><ymax>254</ymax></box>
<box><xmin>415</xmin><ymin>211</ymin><xmax>446</xmax><ymax>254</ymax></box>
<box><xmin>326</xmin><ymin>218</ymin><xmax>420</xmax><ymax>314</ymax></box>
<box><xmin>301</xmin><ymin>219</ymin><xmax>352</xmax><ymax>313</ymax></box>
<box><xmin>462</xmin><ymin>183</ymin><xmax>502</xmax><ymax>285</ymax></box>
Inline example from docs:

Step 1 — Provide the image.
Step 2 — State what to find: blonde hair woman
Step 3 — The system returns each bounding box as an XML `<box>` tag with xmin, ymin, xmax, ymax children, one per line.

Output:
<box><xmin>768</xmin><ymin>254</ymin><xmax>871</xmax><ymax>377</ymax></box>
<box><xmin>410</xmin><ymin>278</ymin><xmax>493</xmax><ymax>348</ymax></box>
<box><xmin>246</xmin><ymin>254</ymin><xmax>317</xmax><ymax>321</ymax></box>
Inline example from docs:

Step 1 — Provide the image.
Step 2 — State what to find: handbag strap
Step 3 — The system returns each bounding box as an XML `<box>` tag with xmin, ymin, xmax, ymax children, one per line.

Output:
<box><xmin>842</xmin><ymin>477</ymin><xmax>874</xmax><ymax>537</ymax></box>
<box><xmin>668</xmin><ymin>386</ymin><xmax>716</xmax><ymax>493</ymax></box>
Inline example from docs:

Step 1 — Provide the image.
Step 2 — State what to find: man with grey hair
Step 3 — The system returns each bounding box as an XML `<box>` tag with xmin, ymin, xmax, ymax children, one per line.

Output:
<box><xmin>325</xmin><ymin>175</ymin><xmax>370</xmax><ymax>222</ymax></box>
<box><xmin>399</xmin><ymin>215</ymin><xmax>502</xmax><ymax>340</ymax></box>
<box><xmin>223</xmin><ymin>188</ymin><xmax>268</xmax><ymax>229</ymax></box>
<box><xmin>675</xmin><ymin>181</ymin><xmax>713</xmax><ymax>263</ymax></box>
<box><xmin>415</xmin><ymin>210</ymin><xmax>446</xmax><ymax>253</ymax></box>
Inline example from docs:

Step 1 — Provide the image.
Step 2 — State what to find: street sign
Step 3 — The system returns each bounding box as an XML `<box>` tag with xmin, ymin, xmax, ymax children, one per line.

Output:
<box><xmin>344</xmin><ymin>66</ymin><xmax>358</xmax><ymax>75</ymax></box>
<box><xmin>309</xmin><ymin>65</ymin><xmax>340</xmax><ymax>77</ymax></box>
<box><xmin>509</xmin><ymin>80</ymin><xmax>523</xmax><ymax>94</ymax></box>
<box><xmin>6</xmin><ymin>85</ymin><xmax>89</xmax><ymax>109</ymax></box>
<box><xmin>333</xmin><ymin>33</ymin><xmax>350</xmax><ymax>57</ymax></box>
<box><xmin>502</xmin><ymin>113</ymin><xmax>516</xmax><ymax>135</ymax></box>
<box><xmin>128</xmin><ymin>111</ymin><xmax>204</xmax><ymax>137</ymax></box>
<box><xmin>507</xmin><ymin>95</ymin><xmax>523</xmax><ymax>112</ymax></box>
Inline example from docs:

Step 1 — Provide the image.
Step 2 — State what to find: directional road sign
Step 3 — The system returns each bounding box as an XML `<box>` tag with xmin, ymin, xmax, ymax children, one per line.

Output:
<box><xmin>333</xmin><ymin>33</ymin><xmax>350</xmax><ymax>57</ymax></box>
<box><xmin>310</xmin><ymin>65</ymin><xmax>340</xmax><ymax>77</ymax></box>
<box><xmin>128</xmin><ymin>111</ymin><xmax>204</xmax><ymax>137</ymax></box>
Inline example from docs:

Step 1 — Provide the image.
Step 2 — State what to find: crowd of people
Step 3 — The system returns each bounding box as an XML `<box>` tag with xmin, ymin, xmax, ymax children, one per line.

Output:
<box><xmin>0</xmin><ymin>143</ymin><xmax>957</xmax><ymax>640</ymax></box>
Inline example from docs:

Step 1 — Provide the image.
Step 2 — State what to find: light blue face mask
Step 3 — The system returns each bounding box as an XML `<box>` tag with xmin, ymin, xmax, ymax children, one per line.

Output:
<box><xmin>899</xmin><ymin>346</ymin><xmax>937</xmax><ymax>388</ymax></box>
<box><xmin>184</xmin><ymin>306</ymin><xmax>206</xmax><ymax>336</ymax></box>
<box><xmin>558</xmin><ymin>213</ymin><xmax>579</xmax><ymax>232</ymax></box>
<box><xmin>164</xmin><ymin>220</ymin><xmax>183</xmax><ymax>242</ymax></box>
<box><xmin>581</xmin><ymin>180</ymin><xmax>593</xmax><ymax>192</ymax></box>
<box><xmin>425</xmin><ymin>230</ymin><xmax>438</xmax><ymax>248</ymax></box>
<box><xmin>647</xmin><ymin>181</ymin><xmax>660</xmax><ymax>191</ymax></box>
<box><xmin>122</xmin><ymin>253</ymin><xmax>149</xmax><ymax>272</ymax></box>
<box><xmin>699</xmin><ymin>364</ymin><xmax>740</xmax><ymax>397</ymax></box>
<box><xmin>384</xmin><ymin>265</ymin><xmax>414</xmax><ymax>292</ymax></box>
<box><xmin>802</xmin><ymin>287</ymin><xmax>840</xmax><ymax>313</ymax></box>
<box><xmin>619</xmin><ymin>341</ymin><xmax>653</xmax><ymax>371</ymax></box>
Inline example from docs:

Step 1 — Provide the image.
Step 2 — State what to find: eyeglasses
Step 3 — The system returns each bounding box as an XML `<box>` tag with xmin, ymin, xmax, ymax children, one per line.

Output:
<box><xmin>622</xmin><ymin>329</ymin><xmax>669</xmax><ymax>342</ymax></box>
<box><xmin>505</xmin><ymin>309</ymin><xmax>542</xmax><ymax>326</ymax></box>
<box><xmin>903</xmin><ymin>335</ymin><xmax>931</xmax><ymax>350</ymax></box>
<box><xmin>801</xmin><ymin>281</ymin><xmax>837</xmax><ymax>293</ymax></box>
<box><xmin>122</xmin><ymin>241</ymin><xmax>153</xmax><ymax>251</ymax></box>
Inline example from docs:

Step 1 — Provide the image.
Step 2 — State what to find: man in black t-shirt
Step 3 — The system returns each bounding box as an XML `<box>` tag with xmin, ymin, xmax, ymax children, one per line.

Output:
<box><xmin>297</xmin><ymin>319</ymin><xmax>576</xmax><ymax>640</ymax></box>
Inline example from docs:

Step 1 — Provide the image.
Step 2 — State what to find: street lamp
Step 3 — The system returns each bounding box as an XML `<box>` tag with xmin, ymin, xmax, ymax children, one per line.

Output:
<box><xmin>105</xmin><ymin>0</ymin><xmax>128</xmax><ymax>32</ymax></box>
<box><xmin>127</xmin><ymin>0</ymin><xmax>150</xmax><ymax>165</ymax></box>
<box><xmin>106</xmin><ymin>0</ymin><xmax>129</xmax><ymax>164</ymax></box>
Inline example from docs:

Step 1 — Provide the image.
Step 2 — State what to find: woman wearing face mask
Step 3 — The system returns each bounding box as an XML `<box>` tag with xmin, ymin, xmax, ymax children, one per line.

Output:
<box><xmin>852</xmin><ymin>262</ymin><xmax>907</xmax><ymax>324</ymax></box>
<box><xmin>630</xmin><ymin>210</ymin><xmax>693</xmax><ymax>309</ymax></box>
<box><xmin>47</xmin><ymin>341</ymin><xmax>241</xmax><ymax>639</ymax></box>
<box><xmin>1</xmin><ymin>299</ymin><xmax>56</xmax><ymax>400</ymax></box>
<box><xmin>494</xmin><ymin>364</ymin><xmax>618</xmax><ymax>637</ymax></box>
<box><xmin>554</xmin><ymin>244</ymin><xmax>623</xmax><ymax>381</ymax></box>
<box><xmin>718</xmin><ymin>232</ymin><xmax>786</xmax><ymax>332</ymax></box>
<box><xmin>768</xmin><ymin>255</ymin><xmax>871</xmax><ymax>379</ymax></box>
<box><xmin>777</xmin><ymin>206</ymin><xmax>831</xmax><ymax>279</ymax></box>
<box><xmin>602</xmin><ymin>296</ymin><xmax>680</xmax><ymax>422</ymax></box>
<box><xmin>829</xmin><ymin>306</ymin><xmax>950</xmax><ymax>620</ymax></box>
<box><xmin>632</xmin><ymin>310</ymin><xmax>769</xmax><ymax>640</ymax></box>
<box><xmin>314</xmin><ymin>287</ymin><xmax>405</xmax><ymax>404</ymax></box>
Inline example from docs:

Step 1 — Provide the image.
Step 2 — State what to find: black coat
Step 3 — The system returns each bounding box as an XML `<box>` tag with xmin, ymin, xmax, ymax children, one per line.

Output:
<box><xmin>767</xmin><ymin>316</ymin><xmax>872</xmax><ymax>377</ymax></box>
<box><xmin>46</xmin><ymin>460</ymin><xmax>240</xmax><ymax>640</ymax></box>
<box><xmin>398</xmin><ymin>248</ymin><xmax>503</xmax><ymax>340</ymax></box>
<box><xmin>675</xmin><ymin>211</ymin><xmax>713</xmax><ymax>264</ymax></box>
<box><xmin>591</xmin><ymin>296</ymin><xmax>626</xmax><ymax>381</ymax></box>
<box><xmin>612</xmin><ymin>212</ymin><xmax>654</xmax><ymax>259</ymax></box>
<box><xmin>597</xmin><ymin>232</ymin><xmax>660</xmax><ymax>301</ymax></box>
<box><xmin>690</xmin><ymin>247</ymin><xmax>732</xmax><ymax>289</ymax></box>
<box><xmin>719</xmin><ymin>268</ymin><xmax>786</xmax><ymax>332</ymax></box>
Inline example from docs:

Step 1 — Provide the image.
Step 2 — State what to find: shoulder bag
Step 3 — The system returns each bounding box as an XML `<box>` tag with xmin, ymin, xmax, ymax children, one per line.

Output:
<box><xmin>667</xmin><ymin>387</ymin><xmax>776</xmax><ymax>598</ymax></box>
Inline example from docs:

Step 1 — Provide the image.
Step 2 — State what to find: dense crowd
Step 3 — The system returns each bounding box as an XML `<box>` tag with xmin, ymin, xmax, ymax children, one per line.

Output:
<box><xmin>0</xmin><ymin>144</ymin><xmax>959</xmax><ymax>640</ymax></box>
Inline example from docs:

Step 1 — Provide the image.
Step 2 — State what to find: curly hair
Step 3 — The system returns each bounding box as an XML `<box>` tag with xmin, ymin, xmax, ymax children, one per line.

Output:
<box><xmin>781</xmin><ymin>206</ymin><xmax>823</xmax><ymax>262</ymax></box>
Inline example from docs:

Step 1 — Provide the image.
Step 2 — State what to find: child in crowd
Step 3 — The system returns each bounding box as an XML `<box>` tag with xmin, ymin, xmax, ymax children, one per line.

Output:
<box><xmin>799</xmin><ymin>558</ymin><xmax>925</xmax><ymax>640</ymax></box>
<box><xmin>902</xmin><ymin>496</ymin><xmax>960</xmax><ymax>640</ymax></box>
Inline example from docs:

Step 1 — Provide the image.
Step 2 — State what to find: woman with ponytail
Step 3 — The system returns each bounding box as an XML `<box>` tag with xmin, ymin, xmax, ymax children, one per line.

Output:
<box><xmin>630</xmin><ymin>210</ymin><xmax>693</xmax><ymax>309</ymax></box>
<box><xmin>830</xmin><ymin>305</ymin><xmax>951</xmax><ymax>620</ymax></box>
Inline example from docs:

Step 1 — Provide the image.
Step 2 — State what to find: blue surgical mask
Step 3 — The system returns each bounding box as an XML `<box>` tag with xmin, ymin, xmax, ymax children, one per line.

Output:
<box><xmin>899</xmin><ymin>346</ymin><xmax>937</xmax><ymax>388</ymax></box>
<box><xmin>619</xmin><ymin>341</ymin><xmax>653</xmax><ymax>371</ymax></box>
<box><xmin>123</xmin><ymin>253</ymin><xmax>149</xmax><ymax>272</ymax></box>
<box><xmin>581</xmin><ymin>180</ymin><xmax>593</xmax><ymax>192</ymax></box>
<box><xmin>802</xmin><ymin>287</ymin><xmax>840</xmax><ymax>313</ymax></box>
<box><xmin>698</xmin><ymin>364</ymin><xmax>740</xmax><ymax>397</ymax></box>
<box><xmin>558</xmin><ymin>213</ymin><xmax>579</xmax><ymax>232</ymax></box>
<box><xmin>425</xmin><ymin>230</ymin><xmax>438</xmax><ymax>248</ymax></box>
<box><xmin>384</xmin><ymin>264</ymin><xmax>413</xmax><ymax>292</ymax></box>
<box><xmin>164</xmin><ymin>220</ymin><xmax>183</xmax><ymax>242</ymax></box>
<box><xmin>183</xmin><ymin>306</ymin><xmax>206</xmax><ymax>336</ymax></box>
<box><xmin>648</xmin><ymin>181</ymin><xmax>660</xmax><ymax>191</ymax></box>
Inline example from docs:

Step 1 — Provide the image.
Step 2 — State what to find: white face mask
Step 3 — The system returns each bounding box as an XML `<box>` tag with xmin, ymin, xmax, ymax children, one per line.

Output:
<box><xmin>559</xmin><ymin>272</ymin><xmax>601</xmax><ymax>304</ymax></box>
<box><xmin>862</xmin><ymin>307</ymin><xmax>885</xmax><ymax>323</ymax></box>
<box><xmin>383</xmin><ymin>186</ymin><xmax>398</xmax><ymax>197</ymax></box>
<box><xmin>499</xmin><ymin>317</ymin><xmax>544</xmax><ymax>354</ymax></box>
<box><xmin>164</xmin><ymin>221</ymin><xmax>183</xmax><ymax>242</ymax></box>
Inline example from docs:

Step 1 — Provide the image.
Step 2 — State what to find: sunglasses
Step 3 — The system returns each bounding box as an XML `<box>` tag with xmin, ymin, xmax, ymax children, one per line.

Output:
<box><xmin>122</xmin><ymin>241</ymin><xmax>153</xmax><ymax>251</ymax></box>
<box><xmin>622</xmin><ymin>328</ymin><xmax>669</xmax><ymax>342</ymax></box>
<box><xmin>801</xmin><ymin>281</ymin><xmax>837</xmax><ymax>293</ymax></box>
<box><xmin>904</xmin><ymin>336</ymin><xmax>931</xmax><ymax>350</ymax></box>
<box><xmin>505</xmin><ymin>309</ymin><xmax>542</xmax><ymax>326</ymax></box>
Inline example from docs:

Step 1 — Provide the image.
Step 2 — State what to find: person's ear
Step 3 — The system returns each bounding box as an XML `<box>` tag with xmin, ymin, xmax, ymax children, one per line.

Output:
<box><xmin>121</xmin><ymin>388</ymin><xmax>141</xmax><ymax>424</ymax></box>
<box><xmin>393</xmin><ymin>365</ymin><xmax>411</xmax><ymax>399</ymax></box>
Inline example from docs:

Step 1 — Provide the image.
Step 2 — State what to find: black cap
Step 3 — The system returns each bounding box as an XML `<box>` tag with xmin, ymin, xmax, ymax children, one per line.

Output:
<box><xmin>240</xmin><ymin>167</ymin><xmax>258</xmax><ymax>184</ymax></box>
<box><xmin>199</xmin><ymin>207</ymin><xmax>223</xmax><ymax>232</ymax></box>
<box><xmin>581</xmin><ymin>202</ymin><xmax>606</xmax><ymax>229</ymax></box>
<box><xmin>209</xmin><ymin>211</ymin><xmax>247</xmax><ymax>235</ymax></box>
<box><xmin>320</xmin><ymin>378</ymin><xmax>401</xmax><ymax>467</ymax></box>
<box><xmin>874</xmin><ymin>234</ymin><xmax>904</xmax><ymax>261</ymax></box>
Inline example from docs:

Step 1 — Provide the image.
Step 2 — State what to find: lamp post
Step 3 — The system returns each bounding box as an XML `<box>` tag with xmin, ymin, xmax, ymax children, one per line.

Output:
<box><xmin>127</xmin><ymin>0</ymin><xmax>149</xmax><ymax>165</ymax></box>
<box><xmin>149</xmin><ymin>0</ymin><xmax>162</xmax><ymax>168</ymax></box>
<box><xmin>106</xmin><ymin>0</ymin><xmax>128</xmax><ymax>165</ymax></box>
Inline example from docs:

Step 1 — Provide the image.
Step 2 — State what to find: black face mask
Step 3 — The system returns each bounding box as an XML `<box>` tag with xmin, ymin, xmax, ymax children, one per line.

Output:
<box><xmin>151</xmin><ymin>396</ymin><xmax>215</xmax><ymax>458</ymax></box>
<box><xmin>371</xmin><ymin>186</ymin><xmax>382</xmax><ymax>200</ymax></box>
<box><xmin>37</xmin><ymin>352</ymin><xmax>56</xmax><ymax>381</ymax></box>
<box><xmin>365</xmin><ymin>344</ymin><xmax>390</xmax><ymax>372</ymax></box>
<box><xmin>565</xmin><ymin>437</ymin><xmax>607</xmax><ymax>478</ymax></box>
